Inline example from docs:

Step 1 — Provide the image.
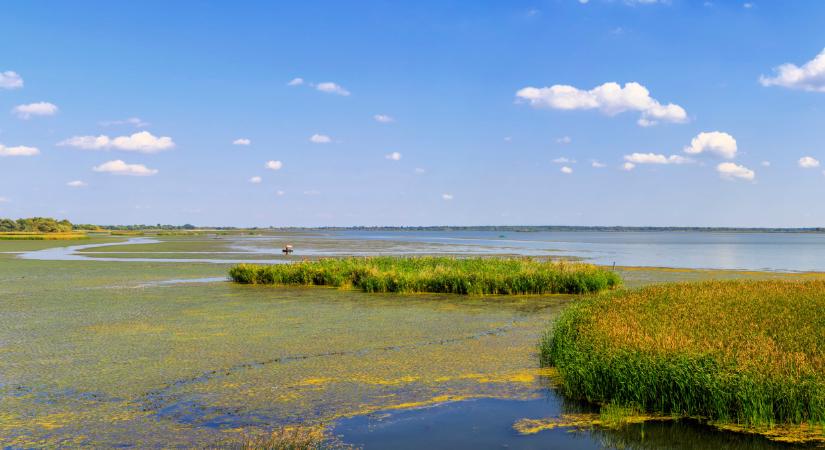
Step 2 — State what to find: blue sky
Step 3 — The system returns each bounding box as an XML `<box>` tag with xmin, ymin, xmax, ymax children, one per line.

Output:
<box><xmin>2</xmin><ymin>0</ymin><xmax>825</xmax><ymax>227</ymax></box>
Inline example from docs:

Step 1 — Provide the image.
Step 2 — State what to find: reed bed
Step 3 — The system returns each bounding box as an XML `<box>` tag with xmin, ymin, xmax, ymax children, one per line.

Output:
<box><xmin>229</xmin><ymin>257</ymin><xmax>621</xmax><ymax>295</ymax></box>
<box><xmin>541</xmin><ymin>280</ymin><xmax>825</xmax><ymax>429</ymax></box>
<box><xmin>0</xmin><ymin>232</ymin><xmax>88</xmax><ymax>240</ymax></box>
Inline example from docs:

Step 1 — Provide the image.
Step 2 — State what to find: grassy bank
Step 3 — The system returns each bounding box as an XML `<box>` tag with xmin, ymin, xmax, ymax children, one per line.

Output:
<box><xmin>0</xmin><ymin>231</ymin><xmax>88</xmax><ymax>240</ymax></box>
<box><xmin>229</xmin><ymin>257</ymin><xmax>621</xmax><ymax>295</ymax></box>
<box><xmin>541</xmin><ymin>280</ymin><xmax>825</xmax><ymax>433</ymax></box>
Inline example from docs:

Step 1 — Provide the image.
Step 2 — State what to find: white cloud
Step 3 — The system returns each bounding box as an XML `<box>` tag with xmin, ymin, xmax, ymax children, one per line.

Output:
<box><xmin>249</xmin><ymin>176</ymin><xmax>262</xmax><ymax>184</ymax></box>
<box><xmin>12</xmin><ymin>102</ymin><xmax>58</xmax><ymax>119</ymax></box>
<box><xmin>622</xmin><ymin>162</ymin><xmax>636</xmax><ymax>171</ymax></box>
<box><xmin>374</xmin><ymin>114</ymin><xmax>394</xmax><ymax>123</ymax></box>
<box><xmin>717</xmin><ymin>162</ymin><xmax>755</xmax><ymax>181</ymax></box>
<box><xmin>624</xmin><ymin>152</ymin><xmax>691</xmax><ymax>164</ymax></box>
<box><xmin>59</xmin><ymin>135</ymin><xmax>111</xmax><ymax>150</ymax></box>
<box><xmin>93</xmin><ymin>160</ymin><xmax>158</xmax><ymax>176</ymax></box>
<box><xmin>591</xmin><ymin>160</ymin><xmax>607</xmax><ymax>168</ymax></box>
<box><xmin>99</xmin><ymin>117</ymin><xmax>148</xmax><ymax>128</ymax></box>
<box><xmin>0</xmin><ymin>71</ymin><xmax>23</xmax><ymax>89</ymax></box>
<box><xmin>287</xmin><ymin>77</ymin><xmax>304</xmax><ymax>86</ymax></box>
<box><xmin>684</xmin><ymin>131</ymin><xmax>737</xmax><ymax>159</ymax></box>
<box><xmin>556</xmin><ymin>136</ymin><xmax>572</xmax><ymax>144</ymax></box>
<box><xmin>0</xmin><ymin>197</ymin><xmax>9</xmax><ymax>203</ymax></box>
<box><xmin>799</xmin><ymin>156</ymin><xmax>820</xmax><ymax>168</ymax></box>
<box><xmin>66</xmin><ymin>180</ymin><xmax>87</xmax><ymax>187</ymax></box>
<box><xmin>760</xmin><ymin>48</ymin><xmax>825</xmax><ymax>92</ymax></box>
<box><xmin>414</xmin><ymin>167</ymin><xmax>426</xmax><ymax>174</ymax></box>
<box><xmin>276</xmin><ymin>190</ymin><xmax>285</xmax><ymax>196</ymax></box>
<box><xmin>315</xmin><ymin>82</ymin><xmax>350</xmax><ymax>96</ymax></box>
<box><xmin>553</xmin><ymin>157</ymin><xmax>576</xmax><ymax>163</ymax></box>
<box><xmin>233</xmin><ymin>138</ymin><xmax>251</xmax><ymax>146</ymax></box>
<box><xmin>442</xmin><ymin>193</ymin><xmax>454</xmax><ymax>200</ymax></box>
<box><xmin>743</xmin><ymin>2</ymin><xmax>754</xmax><ymax>8</ymax></box>
<box><xmin>560</xmin><ymin>166</ymin><xmax>573</xmax><ymax>174</ymax></box>
<box><xmin>503</xmin><ymin>136</ymin><xmax>512</xmax><ymax>142</ymax></box>
<box><xmin>0</xmin><ymin>144</ymin><xmax>39</xmax><ymax>157</ymax></box>
<box><xmin>516</xmin><ymin>81</ymin><xmax>687</xmax><ymax>126</ymax></box>
<box><xmin>385</xmin><ymin>151</ymin><xmax>402</xmax><ymax>161</ymax></box>
<box><xmin>761</xmin><ymin>161</ymin><xmax>771</xmax><ymax>167</ymax></box>
<box><xmin>309</xmin><ymin>134</ymin><xmax>332</xmax><ymax>144</ymax></box>
<box><xmin>303</xmin><ymin>190</ymin><xmax>321</xmax><ymax>196</ymax></box>
<box><xmin>111</xmin><ymin>131</ymin><xmax>174</xmax><ymax>153</ymax></box>
<box><xmin>265</xmin><ymin>160</ymin><xmax>283</xmax><ymax>170</ymax></box>
<box><xmin>59</xmin><ymin>131</ymin><xmax>174</xmax><ymax>153</ymax></box>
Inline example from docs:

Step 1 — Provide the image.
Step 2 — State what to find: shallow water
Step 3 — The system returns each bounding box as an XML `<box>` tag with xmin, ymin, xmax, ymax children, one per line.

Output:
<box><xmin>1</xmin><ymin>236</ymin><xmax>822</xmax><ymax>448</ymax></box>
<box><xmin>335</xmin><ymin>397</ymin><xmax>798</xmax><ymax>450</ymax></box>
<box><xmin>330</xmin><ymin>230</ymin><xmax>825</xmax><ymax>272</ymax></box>
<box><xmin>18</xmin><ymin>230</ymin><xmax>825</xmax><ymax>271</ymax></box>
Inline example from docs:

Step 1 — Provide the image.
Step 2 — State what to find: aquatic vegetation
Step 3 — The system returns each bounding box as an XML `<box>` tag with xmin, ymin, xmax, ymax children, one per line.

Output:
<box><xmin>229</xmin><ymin>257</ymin><xmax>621</xmax><ymax>295</ymax></box>
<box><xmin>217</xmin><ymin>425</ymin><xmax>343</xmax><ymax>450</ymax></box>
<box><xmin>541</xmin><ymin>280</ymin><xmax>825</xmax><ymax>443</ymax></box>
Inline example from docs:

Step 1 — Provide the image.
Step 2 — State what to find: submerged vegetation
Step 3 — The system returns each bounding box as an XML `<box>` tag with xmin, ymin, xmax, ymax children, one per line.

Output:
<box><xmin>541</xmin><ymin>280</ymin><xmax>825</xmax><ymax>441</ymax></box>
<box><xmin>229</xmin><ymin>257</ymin><xmax>621</xmax><ymax>295</ymax></box>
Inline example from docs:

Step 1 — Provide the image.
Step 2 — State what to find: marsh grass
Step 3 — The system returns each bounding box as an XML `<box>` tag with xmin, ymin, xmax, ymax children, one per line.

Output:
<box><xmin>0</xmin><ymin>232</ymin><xmax>88</xmax><ymax>240</ymax></box>
<box><xmin>541</xmin><ymin>280</ymin><xmax>825</xmax><ymax>434</ymax></box>
<box><xmin>214</xmin><ymin>425</ymin><xmax>350</xmax><ymax>450</ymax></box>
<box><xmin>229</xmin><ymin>257</ymin><xmax>621</xmax><ymax>295</ymax></box>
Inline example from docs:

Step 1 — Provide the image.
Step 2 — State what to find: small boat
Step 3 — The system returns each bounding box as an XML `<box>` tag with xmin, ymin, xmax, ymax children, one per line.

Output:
<box><xmin>282</xmin><ymin>244</ymin><xmax>294</xmax><ymax>254</ymax></box>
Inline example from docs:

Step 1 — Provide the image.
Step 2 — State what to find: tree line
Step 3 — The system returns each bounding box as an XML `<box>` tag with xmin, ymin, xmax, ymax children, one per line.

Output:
<box><xmin>0</xmin><ymin>217</ymin><xmax>75</xmax><ymax>233</ymax></box>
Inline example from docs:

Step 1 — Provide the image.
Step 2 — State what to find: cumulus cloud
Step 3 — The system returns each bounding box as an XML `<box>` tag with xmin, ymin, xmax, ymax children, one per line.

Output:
<box><xmin>553</xmin><ymin>157</ymin><xmax>576</xmax><ymax>163</ymax></box>
<box><xmin>760</xmin><ymin>48</ymin><xmax>825</xmax><ymax>92</ymax></box>
<box><xmin>556</xmin><ymin>136</ymin><xmax>572</xmax><ymax>144</ymax></box>
<box><xmin>0</xmin><ymin>71</ymin><xmax>23</xmax><ymax>89</ymax></box>
<box><xmin>309</xmin><ymin>134</ymin><xmax>332</xmax><ymax>144</ymax></box>
<box><xmin>684</xmin><ymin>131</ymin><xmax>737</xmax><ymax>159</ymax></box>
<box><xmin>717</xmin><ymin>162</ymin><xmax>755</xmax><ymax>181</ymax></box>
<box><xmin>93</xmin><ymin>160</ymin><xmax>158</xmax><ymax>176</ymax></box>
<box><xmin>99</xmin><ymin>117</ymin><xmax>148</xmax><ymax>128</ymax></box>
<box><xmin>249</xmin><ymin>176</ymin><xmax>262</xmax><ymax>184</ymax></box>
<box><xmin>385</xmin><ymin>151</ymin><xmax>402</xmax><ymax>161</ymax></box>
<box><xmin>233</xmin><ymin>138</ymin><xmax>251</xmax><ymax>146</ymax></box>
<box><xmin>624</xmin><ymin>152</ymin><xmax>691</xmax><ymax>164</ymax></box>
<box><xmin>265</xmin><ymin>160</ymin><xmax>283</xmax><ymax>170</ymax></box>
<box><xmin>287</xmin><ymin>77</ymin><xmax>304</xmax><ymax>86</ymax></box>
<box><xmin>59</xmin><ymin>131</ymin><xmax>175</xmax><ymax>153</ymax></box>
<box><xmin>374</xmin><ymin>114</ymin><xmax>394</xmax><ymax>123</ymax></box>
<box><xmin>560</xmin><ymin>166</ymin><xmax>573</xmax><ymax>174</ymax></box>
<box><xmin>515</xmin><ymin>81</ymin><xmax>687</xmax><ymax>126</ymax></box>
<box><xmin>276</xmin><ymin>190</ymin><xmax>285</xmax><ymax>196</ymax></box>
<box><xmin>442</xmin><ymin>193</ymin><xmax>454</xmax><ymax>200</ymax></box>
<box><xmin>761</xmin><ymin>161</ymin><xmax>771</xmax><ymax>167</ymax></box>
<box><xmin>66</xmin><ymin>180</ymin><xmax>87</xmax><ymax>187</ymax></box>
<box><xmin>591</xmin><ymin>160</ymin><xmax>607</xmax><ymax>168</ymax></box>
<box><xmin>12</xmin><ymin>102</ymin><xmax>58</xmax><ymax>119</ymax></box>
<box><xmin>315</xmin><ymin>82</ymin><xmax>350</xmax><ymax>96</ymax></box>
<box><xmin>414</xmin><ymin>167</ymin><xmax>426</xmax><ymax>174</ymax></box>
<box><xmin>0</xmin><ymin>144</ymin><xmax>39</xmax><ymax>157</ymax></box>
<box><xmin>799</xmin><ymin>156</ymin><xmax>820</xmax><ymax>168</ymax></box>
<box><xmin>622</xmin><ymin>162</ymin><xmax>636</xmax><ymax>171</ymax></box>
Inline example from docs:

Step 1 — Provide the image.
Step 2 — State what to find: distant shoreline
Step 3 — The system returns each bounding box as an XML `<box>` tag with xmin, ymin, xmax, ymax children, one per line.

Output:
<box><xmin>90</xmin><ymin>225</ymin><xmax>825</xmax><ymax>234</ymax></box>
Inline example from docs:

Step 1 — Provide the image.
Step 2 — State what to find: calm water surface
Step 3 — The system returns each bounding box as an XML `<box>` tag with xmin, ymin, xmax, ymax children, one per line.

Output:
<box><xmin>331</xmin><ymin>230</ymin><xmax>825</xmax><ymax>272</ymax></box>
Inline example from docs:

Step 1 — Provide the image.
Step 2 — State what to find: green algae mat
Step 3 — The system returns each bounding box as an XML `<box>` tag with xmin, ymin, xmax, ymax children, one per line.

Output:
<box><xmin>0</xmin><ymin>246</ymin><xmax>568</xmax><ymax>447</ymax></box>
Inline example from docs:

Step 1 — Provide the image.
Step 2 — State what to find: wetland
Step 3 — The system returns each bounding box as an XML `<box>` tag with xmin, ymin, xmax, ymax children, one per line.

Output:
<box><xmin>1</xmin><ymin>230</ymin><xmax>824</xmax><ymax>448</ymax></box>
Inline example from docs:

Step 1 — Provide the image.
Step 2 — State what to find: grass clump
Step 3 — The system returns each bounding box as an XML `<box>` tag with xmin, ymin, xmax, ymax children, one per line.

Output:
<box><xmin>541</xmin><ymin>280</ymin><xmax>825</xmax><ymax>431</ymax></box>
<box><xmin>229</xmin><ymin>257</ymin><xmax>621</xmax><ymax>295</ymax></box>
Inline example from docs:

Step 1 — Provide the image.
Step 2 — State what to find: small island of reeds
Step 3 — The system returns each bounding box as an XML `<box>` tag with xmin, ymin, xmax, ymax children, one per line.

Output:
<box><xmin>541</xmin><ymin>280</ymin><xmax>825</xmax><ymax>442</ymax></box>
<box><xmin>229</xmin><ymin>257</ymin><xmax>621</xmax><ymax>295</ymax></box>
